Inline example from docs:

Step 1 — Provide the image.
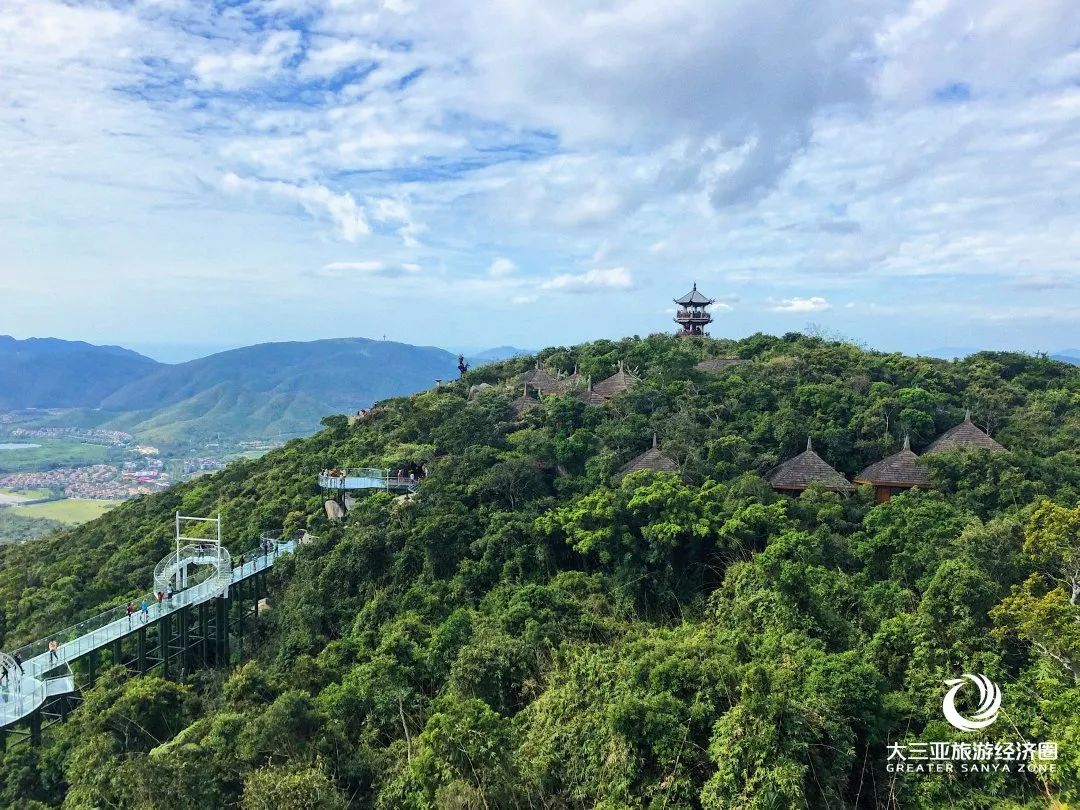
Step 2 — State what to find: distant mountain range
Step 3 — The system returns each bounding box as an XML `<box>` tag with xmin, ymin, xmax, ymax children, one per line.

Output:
<box><xmin>0</xmin><ymin>336</ymin><xmax>159</xmax><ymax>410</ymax></box>
<box><xmin>0</xmin><ymin>336</ymin><xmax>483</xmax><ymax>448</ymax></box>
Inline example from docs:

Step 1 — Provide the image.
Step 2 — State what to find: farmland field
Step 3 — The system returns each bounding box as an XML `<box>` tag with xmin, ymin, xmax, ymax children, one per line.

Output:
<box><xmin>9</xmin><ymin>498</ymin><xmax>122</xmax><ymax>524</ymax></box>
<box><xmin>0</xmin><ymin>438</ymin><xmax>114</xmax><ymax>473</ymax></box>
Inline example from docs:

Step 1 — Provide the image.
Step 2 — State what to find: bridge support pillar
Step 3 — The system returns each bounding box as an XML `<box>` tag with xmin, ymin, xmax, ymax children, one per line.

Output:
<box><xmin>215</xmin><ymin>597</ymin><xmax>228</xmax><ymax>666</ymax></box>
<box><xmin>137</xmin><ymin>626</ymin><xmax>147</xmax><ymax>674</ymax></box>
<box><xmin>87</xmin><ymin>648</ymin><xmax>97</xmax><ymax>687</ymax></box>
<box><xmin>30</xmin><ymin>710</ymin><xmax>41</xmax><ymax>747</ymax></box>
<box><xmin>112</xmin><ymin>638</ymin><xmax>123</xmax><ymax>668</ymax></box>
<box><xmin>199</xmin><ymin>602</ymin><xmax>209</xmax><ymax>666</ymax></box>
<box><xmin>236</xmin><ymin>578</ymin><xmax>244</xmax><ymax>660</ymax></box>
<box><xmin>179</xmin><ymin>605</ymin><xmax>190</xmax><ymax>677</ymax></box>
<box><xmin>159</xmin><ymin>613</ymin><xmax>170</xmax><ymax>679</ymax></box>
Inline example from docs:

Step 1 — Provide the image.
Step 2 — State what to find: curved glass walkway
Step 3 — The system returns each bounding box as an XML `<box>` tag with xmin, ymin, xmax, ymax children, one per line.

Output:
<box><xmin>0</xmin><ymin>535</ymin><xmax>297</xmax><ymax>730</ymax></box>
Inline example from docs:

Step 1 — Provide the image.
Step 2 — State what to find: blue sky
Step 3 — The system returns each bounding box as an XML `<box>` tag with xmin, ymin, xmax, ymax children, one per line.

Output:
<box><xmin>3</xmin><ymin>0</ymin><xmax>1080</xmax><ymax>360</ymax></box>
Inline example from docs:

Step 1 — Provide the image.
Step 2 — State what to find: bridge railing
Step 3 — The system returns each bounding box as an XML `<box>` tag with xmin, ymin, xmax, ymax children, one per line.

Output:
<box><xmin>0</xmin><ymin>677</ymin><xmax>45</xmax><ymax>726</ymax></box>
<box><xmin>318</xmin><ymin>468</ymin><xmax>420</xmax><ymax>492</ymax></box>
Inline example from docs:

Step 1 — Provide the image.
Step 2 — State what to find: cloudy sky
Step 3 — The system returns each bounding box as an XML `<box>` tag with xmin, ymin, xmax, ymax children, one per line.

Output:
<box><xmin>3</xmin><ymin>0</ymin><xmax>1080</xmax><ymax>359</ymax></box>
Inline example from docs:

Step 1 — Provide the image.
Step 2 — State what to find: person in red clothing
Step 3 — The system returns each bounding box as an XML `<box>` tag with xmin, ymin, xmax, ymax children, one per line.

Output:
<box><xmin>126</xmin><ymin>602</ymin><xmax>135</xmax><ymax>626</ymax></box>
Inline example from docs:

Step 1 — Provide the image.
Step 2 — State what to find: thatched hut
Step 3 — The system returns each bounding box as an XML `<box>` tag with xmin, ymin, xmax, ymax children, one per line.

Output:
<box><xmin>593</xmin><ymin>361</ymin><xmax>638</xmax><ymax>398</ymax></box>
<box><xmin>925</xmin><ymin>412</ymin><xmax>1006</xmax><ymax>453</ymax></box>
<box><xmin>518</xmin><ymin>361</ymin><xmax>563</xmax><ymax>395</ymax></box>
<box><xmin>618</xmin><ymin>434</ymin><xmax>679</xmax><ymax>475</ymax></box>
<box><xmin>509</xmin><ymin>385</ymin><xmax>540</xmax><ymax>417</ymax></box>
<box><xmin>854</xmin><ymin>436</ymin><xmax>932</xmax><ymax>503</ymax></box>
<box><xmin>768</xmin><ymin>438</ymin><xmax>854</xmax><ymax>494</ymax></box>
<box><xmin>572</xmin><ymin>378</ymin><xmax>606</xmax><ymax>407</ymax></box>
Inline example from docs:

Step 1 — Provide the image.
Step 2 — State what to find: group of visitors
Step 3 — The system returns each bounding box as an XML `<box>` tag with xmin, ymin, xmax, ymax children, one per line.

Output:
<box><xmin>0</xmin><ymin>652</ymin><xmax>25</xmax><ymax>693</ymax></box>
<box><xmin>394</xmin><ymin>463</ymin><xmax>428</xmax><ymax>483</ymax></box>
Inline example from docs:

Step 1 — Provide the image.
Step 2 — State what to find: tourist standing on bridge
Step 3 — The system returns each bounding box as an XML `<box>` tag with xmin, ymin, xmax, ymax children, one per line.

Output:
<box><xmin>13</xmin><ymin>652</ymin><xmax>23</xmax><ymax>678</ymax></box>
<box><xmin>156</xmin><ymin>591</ymin><xmax>164</xmax><ymax>612</ymax></box>
<box><xmin>140</xmin><ymin>599</ymin><xmax>149</xmax><ymax>622</ymax></box>
<box><xmin>166</xmin><ymin>586</ymin><xmax>174</xmax><ymax>602</ymax></box>
<box><xmin>48</xmin><ymin>640</ymin><xmax>58</xmax><ymax>663</ymax></box>
<box><xmin>126</xmin><ymin>602</ymin><xmax>135</xmax><ymax>626</ymax></box>
<box><xmin>0</xmin><ymin>663</ymin><xmax>8</xmax><ymax>688</ymax></box>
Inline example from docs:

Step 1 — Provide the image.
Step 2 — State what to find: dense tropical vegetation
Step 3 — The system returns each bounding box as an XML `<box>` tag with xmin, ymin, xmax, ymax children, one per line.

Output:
<box><xmin>0</xmin><ymin>331</ymin><xmax>1078</xmax><ymax>808</ymax></box>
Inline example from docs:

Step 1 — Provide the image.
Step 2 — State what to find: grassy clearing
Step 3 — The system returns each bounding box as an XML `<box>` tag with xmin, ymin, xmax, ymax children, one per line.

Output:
<box><xmin>10</xmin><ymin>498</ymin><xmax>122</xmax><ymax>524</ymax></box>
<box><xmin>0</xmin><ymin>487</ymin><xmax>55</xmax><ymax>500</ymax></box>
<box><xmin>0</xmin><ymin>439</ymin><xmax>114</xmax><ymax>473</ymax></box>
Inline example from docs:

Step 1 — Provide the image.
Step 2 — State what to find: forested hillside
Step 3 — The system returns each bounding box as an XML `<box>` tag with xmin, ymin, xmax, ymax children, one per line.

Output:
<box><xmin>1</xmin><ymin>332</ymin><xmax>1078</xmax><ymax>808</ymax></box>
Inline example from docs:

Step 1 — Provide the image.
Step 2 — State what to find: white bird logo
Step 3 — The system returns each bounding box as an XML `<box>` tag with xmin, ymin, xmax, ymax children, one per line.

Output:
<box><xmin>942</xmin><ymin>674</ymin><xmax>1002</xmax><ymax>731</ymax></box>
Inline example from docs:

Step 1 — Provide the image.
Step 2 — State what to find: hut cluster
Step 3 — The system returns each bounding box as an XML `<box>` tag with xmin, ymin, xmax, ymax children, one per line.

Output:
<box><xmin>498</xmin><ymin>359</ymin><xmax>641</xmax><ymax>417</ymax></box>
<box><xmin>767</xmin><ymin>413</ymin><xmax>1007</xmax><ymax>502</ymax></box>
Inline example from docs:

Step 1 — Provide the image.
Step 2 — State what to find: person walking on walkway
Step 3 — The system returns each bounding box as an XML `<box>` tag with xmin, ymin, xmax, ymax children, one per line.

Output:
<box><xmin>13</xmin><ymin>652</ymin><xmax>24</xmax><ymax>677</ymax></box>
<box><xmin>48</xmin><ymin>640</ymin><xmax>59</xmax><ymax>663</ymax></box>
<box><xmin>0</xmin><ymin>664</ymin><xmax>8</xmax><ymax>688</ymax></box>
<box><xmin>156</xmin><ymin>591</ymin><xmax>164</xmax><ymax>613</ymax></box>
<box><xmin>166</xmin><ymin>586</ymin><xmax>174</xmax><ymax>603</ymax></box>
<box><xmin>140</xmin><ymin>599</ymin><xmax>150</xmax><ymax>623</ymax></box>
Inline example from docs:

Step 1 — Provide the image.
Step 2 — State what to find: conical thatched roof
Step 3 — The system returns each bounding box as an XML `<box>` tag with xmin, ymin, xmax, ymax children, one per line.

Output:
<box><xmin>561</xmin><ymin>365</ymin><xmax>583</xmax><ymax>389</ymax></box>
<box><xmin>572</xmin><ymin>377</ymin><xmax>606</xmax><ymax>406</ymax></box>
<box><xmin>768</xmin><ymin>438</ymin><xmax>855</xmax><ymax>493</ymax></box>
<box><xmin>854</xmin><ymin>437</ymin><xmax>932</xmax><ymax>488</ymax></box>
<box><xmin>509</xmin><ymin>386</ymin><xmax>540</xmax><ymax>417</ymax></box>
<box><xmin>593</xmin><ymin>361</ymin><xmax>638</xmax><ymax>398</ymax></box>
<box><xmin>619</xmin><ymin>434</ymin><xmax>679</xmax><ymax>474</ymax></box>
<box><xmin>695</xmin><ymin>357</ymin><xmax>743</xmax><ymax>373</ymax></box>
<box><xmin>518</xmin><ymin>361</ymin><xmax>563</xmax><ymax>395</ymax></box>
<box><xmin>925</xmin><ymin>413</ymin><xmax>1006</xmax><ymax>453</ymax></box>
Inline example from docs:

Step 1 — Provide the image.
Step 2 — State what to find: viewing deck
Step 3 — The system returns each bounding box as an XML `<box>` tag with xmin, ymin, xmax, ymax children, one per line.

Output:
<box><xmin>0</xmin><ymin>535</ymin><xmax>297</xmax><ymax>730</ymax></box>
<box><xmin>319</xmin><ymin>467</ymin><xmax>419</xmax><ymax>493</ymax></box>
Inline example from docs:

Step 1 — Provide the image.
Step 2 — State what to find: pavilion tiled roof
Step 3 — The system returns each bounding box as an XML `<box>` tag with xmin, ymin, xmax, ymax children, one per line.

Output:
<box><xmin>593</xmin><ymin>361</ymin><xmax>638</xmax><ymax>398</ymax></box>
<box><xmin>695</xmin><ymin>357</ymin><xmax>744</xmax><ymax>373</ymax></box>
<box><xmin>925</xmin><ymin>413</ymin><xmax>1006</xmax><ymax>453</ymax></box>
<box><xmin>854</xmin><ymin>437</ymin><xmax>932</xmax><ymax>488</ymax></box>
<box><xmin>619</xmin><ymin>435</ymin><xmax>679</xmax><ymax>474</ymax></box>
<box><xmin>768</xmin><ymin>438</ymin><xmax>855</xmax><ymax>493</ymax></box>
<box><xmin>674</xmin><ymin>283</ymin><xmax>714</xmax><ymax>306</ymax></box>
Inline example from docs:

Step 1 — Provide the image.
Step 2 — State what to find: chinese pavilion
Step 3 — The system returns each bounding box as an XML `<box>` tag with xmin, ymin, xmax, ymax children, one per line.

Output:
<box><xmin>674</xmin><ymin>283</ymin><xmax>714</xmax><ymax>337</ymax></box>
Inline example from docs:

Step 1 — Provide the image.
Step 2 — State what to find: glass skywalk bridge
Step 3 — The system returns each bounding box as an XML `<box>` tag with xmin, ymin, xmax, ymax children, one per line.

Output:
<box><xmin>0</xmin><ymin>526</ymin><xmax>299</xmax><ymax>732</ymax></box>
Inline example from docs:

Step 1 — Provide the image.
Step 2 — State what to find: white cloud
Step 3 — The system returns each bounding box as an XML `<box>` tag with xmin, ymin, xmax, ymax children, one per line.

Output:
<box><xmin>6</xmin><ymin>0</ymin><xmax>1080</xmax><ymax>354</ymax></box>
<box><xmin>540</xmin><ymin>267</ymin><xmax>634</xmax><ymax>293</ymax></box>
<box><xmin>488</xmin><ymin>257</ymin><xmax>517</xmax><ymax>277</ymax></box>
<box><xmin>221</xmin><ymin>173</ymin><xmax>371</xmax><ymax>241</ymax></box>
<box><xmin>313</xmin><ymin>260</ymin><xmax>423</xmax><ymax>278</ymax></box>
<box><xmin>193</xmin><ymin>30</ymin><xmax>302</xmax><ymax>90</ymax></box>
<box><xmin>770</xmin><ymin>296</ymin><xmax>832</xmax><ymax>313</ymax></box>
